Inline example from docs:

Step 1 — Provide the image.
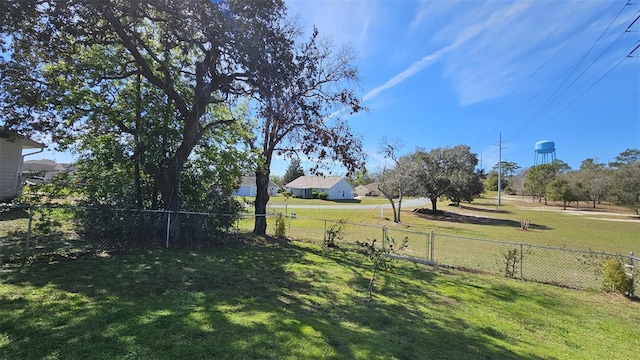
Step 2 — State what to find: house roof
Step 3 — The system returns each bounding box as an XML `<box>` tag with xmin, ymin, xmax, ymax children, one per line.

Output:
<box><xmin>364</xmin><ymin>182</ymin><xmax>380</xmax><ymax>192</ymax></box>
<box><xmin>23</xmin><ymin>159</ymin><xmax>65</xmax><ymax>173</ymax></box>
<box><xmin>285</xmin><ymin>176</ymin><xmax>346</xmax><ymax>189</ymax></box>
<box><xmin>239</xmin><ymin>176</ymin><xmax>278</xmax><ymax>188</ymax></box>
<box><xmin>0</xmin><ymin>128</ymin><xmax>45</xmax><ymax>149</ymax></box>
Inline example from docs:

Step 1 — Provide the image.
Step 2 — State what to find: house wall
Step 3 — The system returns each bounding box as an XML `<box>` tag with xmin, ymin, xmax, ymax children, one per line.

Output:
<box><xmin>235</xmin><ymin>184</ymin><xmax>279</xmax><ymax>197</ymax></box>
<box><xmin>0</xmin><ymin>139</ymin><xmax>22</xmax><ymax>202</ymax></box>
<box><xmin>326</xmin><ymin>179</ymin><xmax>354</xmax><ymax>200</ymax></box>
<box><xmin>289</xmin><ymin>188</ymin><xmax>311</xmax><ymax>198</ymax></box>
<box><xmin>234</xmin><ymin>185</ymin><xmax>256</xmax><ymax>197</ymax></box>
<box><xmin>267</xmin><ymin>183</ymin><xmax>279</xmax><ymax>196</ymax></box>
<box><xmin>355</xmin><ymin>185</ymin><xmax>370</xmax><ymax>197</ymax></box>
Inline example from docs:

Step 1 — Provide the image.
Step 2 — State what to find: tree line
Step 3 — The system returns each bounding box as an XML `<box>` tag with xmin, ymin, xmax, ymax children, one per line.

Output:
<box><xmin>487</xmin><ymin>149</ymin><xmax>640</xmax><ymax>213</ymax></box>
<box><xmin>373</xmin><ymin>142</ymin><xmax>484</xmax><ymax>223</ymax></box>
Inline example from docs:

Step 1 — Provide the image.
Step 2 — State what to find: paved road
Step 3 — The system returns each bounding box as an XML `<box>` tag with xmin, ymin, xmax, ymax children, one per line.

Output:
<box><xmin>268</xmin><ymin>197</ymin><xmax>430</xmax><ymax>210</ymax></box>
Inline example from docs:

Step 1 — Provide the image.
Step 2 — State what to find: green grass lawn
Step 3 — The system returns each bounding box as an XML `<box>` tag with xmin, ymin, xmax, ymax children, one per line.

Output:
<box><xmin>1</xmin><ymin>239</ymin><xmax>638</xmax><ymax>359</ymax></box>
<box><xmin>249</xmin><ymin>193</ymin><xmax>639</xmax><ymax>255</ymax></box>
<box><xmin>248</xmin><ymin>195</ymin><xmax>391</xmax><ymax>206</ymax></box>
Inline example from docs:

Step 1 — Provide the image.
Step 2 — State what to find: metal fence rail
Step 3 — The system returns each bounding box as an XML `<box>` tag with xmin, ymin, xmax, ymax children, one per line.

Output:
<box><xmin>1</xmin><ymin>205</ymin><xmax>637</xmax><ymax>297</ymax></box>
<box><xmin>288</xmin><ymin>215</ymin><xmax>638</xmax><ymax>296</ymax></box>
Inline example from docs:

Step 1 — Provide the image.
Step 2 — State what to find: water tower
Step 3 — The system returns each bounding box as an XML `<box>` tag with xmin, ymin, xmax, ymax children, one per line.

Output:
<box><xmin>534</xmin><ymin>140</ymin><xmax>556</xmax><ymax>165</ymax></box>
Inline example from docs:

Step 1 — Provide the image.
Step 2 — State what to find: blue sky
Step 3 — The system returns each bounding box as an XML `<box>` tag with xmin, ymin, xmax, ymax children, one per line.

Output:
<box><xmin>40</xmin><ymin>0</ymin><xmax>639</xmax><ymax>176</ymax></box>
<box><xmin>271</xmin><ymin>0</ymin><xmax>640</xmax><ymax>175</ymax></box>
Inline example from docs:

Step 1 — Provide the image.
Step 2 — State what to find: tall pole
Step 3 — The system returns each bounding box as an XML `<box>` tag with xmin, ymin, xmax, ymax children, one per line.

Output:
<box><xmin>498</xmin><ymin>133</ymin><xmax>502</xmax><ymax>206</ymax></box>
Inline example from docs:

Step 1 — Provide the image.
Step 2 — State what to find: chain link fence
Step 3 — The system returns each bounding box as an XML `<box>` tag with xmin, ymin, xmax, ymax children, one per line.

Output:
<box><xmin>1</xmin><ymin>205</ymin><xmax>637</xmax><ymax>297</ymax></box>
<box><xmin>288</xmin><ymin>216</ymin><xmax>638</xmax><ymax>297</ymax></box>
<box><xmin>0</xmin><ymin>204</ymin><xmax>270</xmax><ymax>264</ymax></box>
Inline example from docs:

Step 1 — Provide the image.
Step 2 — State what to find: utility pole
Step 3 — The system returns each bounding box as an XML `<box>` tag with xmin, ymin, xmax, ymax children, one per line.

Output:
<box><xmin>498</xmin><ymin>133</ymin><xmax>502</xmax><ymax>206</ymax></box>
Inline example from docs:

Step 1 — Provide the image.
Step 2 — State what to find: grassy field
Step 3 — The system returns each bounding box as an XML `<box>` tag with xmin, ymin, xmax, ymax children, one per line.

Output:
<box><xmin>244</xmin><ymin>193</ymin><xmax>640</xmax><ymax>255</ymax></box>
<box><xmin>264</xmin><ymin>195</ymin><xmax>390</xmax><ymax>205</ymax></box>
<box><xmin>2</xmin><ymin>193</ymin><xmax>638</xmax><ymax>292</ymax></box>
<box><xmin>1</xmin><ymin>239</ymin><xmax>639</xmax><ymax>360</ymax></box>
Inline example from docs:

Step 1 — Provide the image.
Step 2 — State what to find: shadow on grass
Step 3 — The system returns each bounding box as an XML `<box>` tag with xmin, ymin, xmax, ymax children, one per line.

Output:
<box><xmin>323</xmin><ymin>198</ymin><xmax>362</xmax><ymax>204</ymax></box>
<box><xmin>0</xmin><ymin>208</ymin><xmax>30</xmax><ymax>221</ymax></box>
<box><xmin>413</xmin><ymin>208</ymin><xmax>551</xmax><ymax>230</ymax></box>
<box><xmin>458</xmin><ymin>204</ymin><xmax>512</xmax><ymax>215</ymax></box>
<box><xmin>0</xmin><ymin>238</ymin><xmax>550</xmax><ymax>360</ymax></box>
<box><xmin>0</xmin><ymin>225</ymin><xmax>88</xmax><ymax>264</ymax></box>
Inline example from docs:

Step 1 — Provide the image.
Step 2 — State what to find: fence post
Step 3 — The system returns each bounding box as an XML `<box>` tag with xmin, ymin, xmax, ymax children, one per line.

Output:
<box><xmin>23</xmin><ymin>206</ymin><xmax>35</xmax><ymax>263</ymax></box>
<box><xmin>629</xmin><ymin>252</ymin><xmax>635</xmax><ymax>297</ymax></box>
<box><xmin>520</xmin><ymin>243</ymin><xmax>524</xmax><ymax>279</ymax></box>
<box><xmin>426</xmin><ymin>233</ymin><xmax>430</xmax><ymax>261</ymax></box>
<box><xmin>323</xmin><ymin>220</ymin><xmax>327</xmax><ymax>244</ymax></box>
<box><xmin>382</xmin><ymin>226</ymin><xmax>386</xmax><ymax>249</ymax></box>
<box><xmin>430</xmin><ymin>231</ymin><xmax>435</xmax><ymax>261</ymax></box>
<box><xmin>165</xmin><ymin>211</ymin><xmax>171</xmax><ymax>248</ymax></box>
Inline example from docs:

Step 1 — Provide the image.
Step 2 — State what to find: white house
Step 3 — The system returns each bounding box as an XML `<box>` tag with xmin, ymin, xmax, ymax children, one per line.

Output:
<box><xmin>0</xmin><ymin>132</ymin><xmax>45</xmax><ymax>202</ymax></box>
<box><xmin>354</xmin><ymin>184</ymin><xmax>370</xmax><ymax>197</ymax></box>
<box><xmin>284</xmin><ymin>176</ymin><xmax>354</xmax><ymax>200</ymax></box>
<box><xmin>22</xmin><ymin>159</ymin><xmax>66</xmax><ymax>182</ymax></box>
<box><xmin>355</xmin><ymin>183</ymin><xmax>380</xmax><ymax>197</ymax></box>
<box><xmin>234</xmin><ymin>176</ymin><xmax>280</xmax><ymax>197</ymax></box>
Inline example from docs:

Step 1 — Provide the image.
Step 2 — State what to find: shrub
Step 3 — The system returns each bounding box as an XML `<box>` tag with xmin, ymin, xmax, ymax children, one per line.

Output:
<box><xmin>602</xmin><ymin>258</ymin><xmax>631</xmax><ymax>295</ymax></box>
<box><xmin>501</xmin><ymin>248</ymin><xmax>520</xmax><ymax>278</ymax></box>
<box><xmin>311</xmin><ymin>190</ymin><xmax>318</xmax><ymax>199</ymax></box>
<box><xmin>318</xmin><ymin>191</ymin><xmax>328</xmax><ymax>200</ymax></box>
<box><xmin>274</xmin><ymin>213</ymin><xmax>286</xmax><ymax>239</ymax></box>
<box><xmin>324</xmin><ymin>219</ymin><xmax>345</xmax><ymax>248</ymax></box>
<box><xmin>357</xmin><ymin>235</ymin><xmax>408</xmax><ymax>300</ymax></box>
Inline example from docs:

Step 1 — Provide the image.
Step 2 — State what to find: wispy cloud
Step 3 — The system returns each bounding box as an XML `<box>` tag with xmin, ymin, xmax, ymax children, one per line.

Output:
<box><xmin>288</xmin><ymin>0</ymin><xmax>375</xmax><ymax>51</ymax></box>
<box><xmin>409</xmin><ymin>0</ymin><xmax>459</xmax><ymax>32</ymax></box>
<box><xmin>362</xmin><ymin>46</ymin><xmax>450</xmax><ymax>101</ymax></box>
<box><xmin>363</xmin><ymin>1</ymin><xmax>531</xmax><ymax>104</ymax></box>
<box><xmin>439</xmin><ymin>0</ymin><xmax>633</xmax><ymax>106</ymax></box>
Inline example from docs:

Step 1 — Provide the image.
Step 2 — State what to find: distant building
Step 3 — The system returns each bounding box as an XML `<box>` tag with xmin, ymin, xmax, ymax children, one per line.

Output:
<box><xmin>355</xmin><ymin>183</ymin><xmax>381</xmax><ymax>197</ymax></box>
<box><xmin>284</xmin><ymin>176</ymin><xmax>354</xmax><ymax>200</ymax></box>
<box><xmin>0</xmin><ymin>131</ymin><xmax>45</xmax><ymax>202</ymax></box>
<box><xmin>355</xmin><ymin>185</ymin><xmax>370</xmax><ymax>197</ymax></box>
<box><xmin>363</xmin><ymin>182</ymin><xmax>380</xmax><ymax>197</ymax></box>
<box><xmin>22</xmin><ymin>159</ymin><xmax>66</xmax><ymax>183</ymax></box>
<box><xmin>233</xmin><ymin>176</ymin><xmax>280</xmax><ymax>197</ymax></box>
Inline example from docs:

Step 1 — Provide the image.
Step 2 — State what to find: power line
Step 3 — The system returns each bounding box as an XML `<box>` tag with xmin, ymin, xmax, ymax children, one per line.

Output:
<box><xmin>466</xmin><ymin>2</ymin><xmax>636</xmax><ymax>165</ymax></box>
<box><xmin>534</xmin><ymin>27</ymin><xmax>629</xmax><ymax>120</ymax></box>
<box><xmin>537</xmin><ymin>8</ymin><xmax>640</xmax><ymax>117</ymax></box>
<box><xmin>470</xmin><ymin>1</ymin><xmax>589</xmax><ymax>148</ymax></box>
<box><xmin>504</xmin><ymin>6</ymin><xmax>637</xmax><ymax>144</ymax></box>
<box><xmin>505</xmin><ymin>42</ymin><xmax>636</xmax><ymax>145</ymax></box>
<box><xmin>547</xmin><ymin>51</ymin><xmax>632</xmax><ymax>121</ymax></box>
<box><xmin>538</xmin><ymin>1</ymin><xmax>627</xmax><ymax>115</ymax></box>
<box><xmin>470</xmin><ymin>1</ymin><xmax>623</xmax><ymax>151</ymax></box>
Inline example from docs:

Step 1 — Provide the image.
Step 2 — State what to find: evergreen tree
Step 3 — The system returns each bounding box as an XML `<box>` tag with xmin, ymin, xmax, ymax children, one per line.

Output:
<box><xmin>282</xmin><ymin>158</ymin><xmax>305</xmax><ymax>185</ymax></box>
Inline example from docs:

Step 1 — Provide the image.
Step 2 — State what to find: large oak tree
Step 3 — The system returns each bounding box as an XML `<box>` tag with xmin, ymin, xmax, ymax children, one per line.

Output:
<box><xmin>250</xmin><ymin>28</ymin><xmax>365</xmax><ymax>235</ymax></box>
<box><xmin>413</xmin><ymin>145</ymin><xmax>483</xmax><ymax>212</ymax></box>
<box><xmin>0</xmin><ymin>0</ymin><xmax>290</xmax><ymax>211</ymax></box>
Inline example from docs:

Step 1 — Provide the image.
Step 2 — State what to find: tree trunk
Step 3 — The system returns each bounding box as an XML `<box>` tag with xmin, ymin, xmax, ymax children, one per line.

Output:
<box><xmin>157</xmin><ymin>163</ymin><xmax>181</xmax><ymax>211</ymax></box>
<box><xmin>431</xmin><ymin>197</ymin><xmax>438</xmax><ymax>212</ymax></box>
<box><xmin>396</xmin><ymin>194</ymin><xmax>402</xmax><ymax>223</ymax></box>
<box><xmin>386</xmin><ymin>197</ymin><xmax>398</xmax><ymax>223</ymax></box>
<box><xmin>253</xmin><ymin>169</ymin><xmax>271</xmax><ymax>235</ymax></box>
